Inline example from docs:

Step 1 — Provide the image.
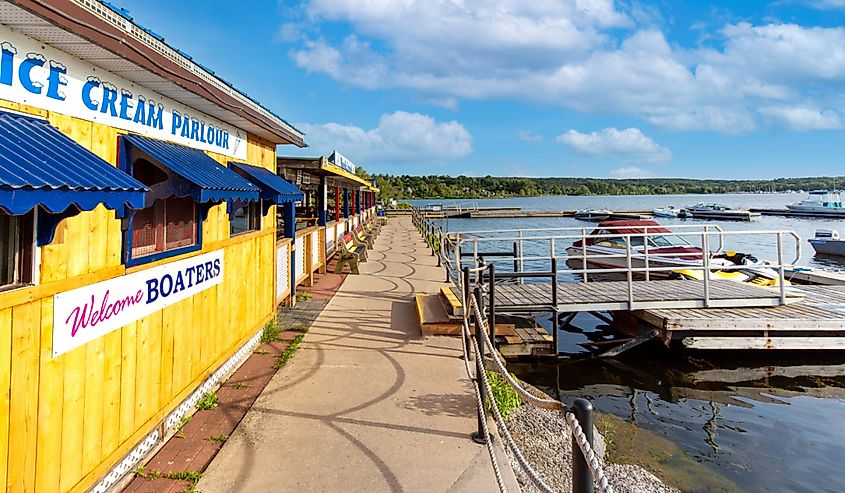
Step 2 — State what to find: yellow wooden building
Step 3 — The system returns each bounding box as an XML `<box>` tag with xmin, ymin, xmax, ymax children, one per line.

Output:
<box><xmin>0</xmin><ymin>2</ymin><xmax>326</xmax><ymax>491</ymax></box>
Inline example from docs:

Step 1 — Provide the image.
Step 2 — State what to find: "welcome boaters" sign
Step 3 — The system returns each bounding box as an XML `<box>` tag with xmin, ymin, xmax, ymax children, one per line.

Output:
<box><xmin>0</xmin><ymin>24</ymin><xmax>247</xmax><ymax>159</ymax></box>
<box><xmin>52</xmin><ymin>250</ymin><xmax>224</xmax><ymax>357</ymax></box>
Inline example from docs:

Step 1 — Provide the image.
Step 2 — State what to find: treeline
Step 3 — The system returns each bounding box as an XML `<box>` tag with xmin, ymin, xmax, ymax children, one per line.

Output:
<box><xmin>353</xmin><ymin>172</ymin><xmax>844</xmax><ymax>200</ymax></box>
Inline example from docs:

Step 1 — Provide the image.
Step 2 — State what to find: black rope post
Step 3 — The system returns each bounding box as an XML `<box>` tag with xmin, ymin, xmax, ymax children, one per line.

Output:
<box><xmin>551</xmin><ymin>257</ymin><xmax>559</xmax><ymax>356</ymax></box>
<box><xmin>512</xmin><ymin>241</ymin><xmax>519</xmax><ymax>273</ymax></box>
<box><xmin>471</xmin><ymin>287</ymin><xmax>488</xmax><ymax>445</ymax></box>
<box><xmin>487</xmin><ymin>263</ymin><xmax>496</xmax><ymax>348</ymax></box>
<box><xmin>436</xmin><ymin>228</ymin><xmax>442</xmax><ymax>267</ymax></box>
<box><xmin>571</xmin><ymin>398</ymin><xmax>595</xmax><ymax>493</ymax></box>
<box><xmin>460</xmin><ymin>267</ymin><xmax>472</xmax><ymax>360</ymax></box>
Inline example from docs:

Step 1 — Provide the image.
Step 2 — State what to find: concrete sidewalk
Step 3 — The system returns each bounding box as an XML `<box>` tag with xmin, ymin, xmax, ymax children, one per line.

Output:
<box><xmin>197</xmin><ymin>217</ymin><xmax>512</xmax><ymax>492</ymax></box>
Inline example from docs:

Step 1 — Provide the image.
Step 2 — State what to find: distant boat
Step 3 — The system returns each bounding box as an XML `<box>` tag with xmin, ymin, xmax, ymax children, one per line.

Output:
<box><xmin>787</xmin><ymin>190</ymin><xmax>845</xmax><ymax>215</ymax></box>
<box><xmin>652</xmin><ymin>206</ymin><xmax>678</xmax><ymax>218</ymax></box>
<box><xmin>809</xmin><ymin>229</ymin><xmax>845</xmax><ymax>257</ymax></box>
<box><xmin>679</xmin><ymin>203</ymin><xmax>760</xmax><ymax>221</ymax></box>
<box><xmin>574</xmin><ymin>209</ymin><xmax>611</xmax><ymax>221</ymax></box>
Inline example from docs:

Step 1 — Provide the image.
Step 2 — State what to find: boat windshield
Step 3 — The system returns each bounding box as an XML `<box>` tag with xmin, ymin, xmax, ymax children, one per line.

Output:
<box><xmin>648</xmin><ymin>234</ymin><xmax>692</xmax><ymax>248</ymax></box>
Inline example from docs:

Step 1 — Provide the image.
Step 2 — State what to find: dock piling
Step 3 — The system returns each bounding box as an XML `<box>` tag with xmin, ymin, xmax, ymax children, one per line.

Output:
<box><xmin>571</xmin><ymin>398</ymin><xmax>595</xmax><ymax>493</ymax></box>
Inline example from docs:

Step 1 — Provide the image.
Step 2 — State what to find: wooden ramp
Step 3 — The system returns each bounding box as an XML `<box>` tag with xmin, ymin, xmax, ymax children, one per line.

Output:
<box><xmin>493</xmin><ymin>279</ymin><xmax>803</xmax><ymax>313</ymax></box>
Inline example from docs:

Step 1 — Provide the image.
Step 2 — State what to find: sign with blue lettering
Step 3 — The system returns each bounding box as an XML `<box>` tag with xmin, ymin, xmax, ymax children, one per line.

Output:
<box><xmin>328</xmin><ymin>150</ymin><xmax>357</xmax><ymax>174</ymax></box>
<box><xmin>52</xmin><ymin>250</ymin><xmax>224</xmax><ymax>357</ymax></box>
<box><xmin>0</xmin><ymin>25</ymin><xmax>247</xmax><ymax>159</ymax></box>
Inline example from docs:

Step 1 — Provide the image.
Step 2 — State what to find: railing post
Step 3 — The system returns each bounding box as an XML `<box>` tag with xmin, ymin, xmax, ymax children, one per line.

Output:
<box><xmin>551</xmin><ymin>258</ymin><xmax>559</xmax><ymax>356</ymax></box>
<box><xmin>625</xmin><ymin>235</ymin><xmax>634</xmax><ymax>309</ymax></box>
<box><xmin>777</xmin><ymin>232</ymin><xmax>786</xmax><ymax>304</ymax></box>
<box><xmin>488</xmin><ymin>263</ymin><xmax>496</xmax><ymax>347</ymax></box>
<box><xmin>471</xmin><ymin>287</ymin><xmax>488</xmax><ymax>445</ymax></box>
<box><xmin>702</xmin><ymin>232</ymin><xmax>711</xmax><ymax>307</ymax></box>
<box><xmin>518</xmin><ymin>230</ymin><xmax>524</xmax><ymax>284</ymax></box>
<box><xmin>454</xmin><ymin>238</ymin><xmax>462</xmax><ymax>284</ymax></box>
<box><xmin>512</xmin><ymin>241</ymin><xmax>519</xmax><ymax>273</ymax></box>
<box><xmin>571</xmin><ymin>398</ymin><xmax>595</xmax><ymax>493</ymax></box>
<box><xmin>437</xmin><ymin>228</ymin><xmax>443</xmax><ymax>267</ymax></box>
<box><xmin>581</xmin><ymin>228</ymin><xmax>588</xmax><ymax>282</ymax></box>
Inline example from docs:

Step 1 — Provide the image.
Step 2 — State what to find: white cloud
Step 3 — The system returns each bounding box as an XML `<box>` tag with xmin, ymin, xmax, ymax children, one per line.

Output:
<box><xmin>557</xmin><ymin>127</ymin><xmax>672</xmax><ymax>163</ymax></box>
<box><xmin>806</xmin><ymin>0</ymin><xmax>845</xmax><ymax>9</ymax></box>
<box><xmin>298</xmin><ymin>111</ymin><xmax>472</xmax><ymax>166</ymax></box>
<box><xmin>758</xmin><ymin>106</ymin><xmax>841</xmax><ymax>131</ymax></box>
<box><xmin>610</xmin><ymin>166</ymin><xmax>652</xmax><ymax>178</ymax></box>
<box><xmin>517</xmin><ymin>130</ymin><xmax>543</xmax><ymax>142</ymax></box>
<box><xmin>286</xmin><ymin>2</ymin><xmax>845</xmax><ymax>134</ymax></box>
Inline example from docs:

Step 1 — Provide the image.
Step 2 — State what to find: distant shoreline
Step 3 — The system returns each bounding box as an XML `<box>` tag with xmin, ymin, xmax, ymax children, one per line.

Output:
<box><xmin>368</xmin><ymin>174</ymin><xmax>842</xmax><ymax>200</ymax></box>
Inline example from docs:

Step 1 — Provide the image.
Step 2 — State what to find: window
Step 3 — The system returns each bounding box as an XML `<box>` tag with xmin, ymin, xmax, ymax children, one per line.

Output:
<box><xmin>0</xmin><ymin>211</ymin><xmax>34</xmax><ymax>291</ymax></box>
<box><xmin>230</xmin><ymin>201</ymin><xmax>261</xmax><ymax>236</ymax></box>
<box><xmin>131</xmin><ymin>196</ymin><xmax>197</xmax><ymax>258</ymax></box>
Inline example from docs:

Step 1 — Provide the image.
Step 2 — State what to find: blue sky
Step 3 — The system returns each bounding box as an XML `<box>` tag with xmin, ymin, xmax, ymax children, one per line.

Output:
<box><xmin>114</xmin><ymin>0</ymin><xmax>845</xmax><ymax>179</ymax></box>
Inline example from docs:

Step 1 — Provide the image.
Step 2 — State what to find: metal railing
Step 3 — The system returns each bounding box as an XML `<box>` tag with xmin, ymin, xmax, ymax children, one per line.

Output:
<box><xmin>413</xmin><ymin>206</ymin><xmax>802</xmax><ymax>308</ymax></box>
<box><xmin>459</xmin><ymin>276</ymin><xmax>612</xmax><ymax>493</ymax></box>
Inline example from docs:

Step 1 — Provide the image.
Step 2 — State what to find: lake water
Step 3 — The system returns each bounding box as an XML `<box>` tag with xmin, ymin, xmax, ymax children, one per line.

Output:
<box><xmin>411</xmin><ymin>193</ymin><xmax>845</xmax><ymax>493</ymax></box>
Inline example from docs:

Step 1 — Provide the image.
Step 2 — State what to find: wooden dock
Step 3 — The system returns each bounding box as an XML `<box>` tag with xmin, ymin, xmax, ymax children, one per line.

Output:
<box><xmin>467</xmin><ymin>209</ymin><xmax>652</xmax><ymax>219</ymax></box>
<box><xmin>751</xmin><ymin>207</ymin><xmax>845</xmax><ymax>219</ymax></box>
<box><xmin>492</xmin><ymin>279</ymin><xmax>802</xmax><ymax>313</ymax></box>
<box><xmin>485</xmin><ymin>280</ymin><xmax>845</xmax><ymax>353</ymax></box>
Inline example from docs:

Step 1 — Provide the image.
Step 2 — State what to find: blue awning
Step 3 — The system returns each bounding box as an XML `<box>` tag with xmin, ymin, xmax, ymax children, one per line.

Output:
<box><xmin>0</xmin><ymin>111</ymin><xmax>147</xmax><ymax>215</ymax></box>
<box><xmin>229</xmin><ymin>162</ymin><xmax>303</xmax><ymax>203</ymax></box>
<box><xmin>122</xmin><ymin>134</ymin><xmax>260</xmax><ymax>203</ymax></box>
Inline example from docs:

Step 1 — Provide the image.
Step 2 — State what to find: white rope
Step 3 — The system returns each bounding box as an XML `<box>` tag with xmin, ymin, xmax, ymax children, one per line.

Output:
<box><xmin>469</xmin><ymin>330</ymin><xmax>557</xmax><ymax>493</ymax></box>
<box><xmin>466</xmin><ymin>295</ymin><xmax>615</xmax><ymax>493</ymax></box>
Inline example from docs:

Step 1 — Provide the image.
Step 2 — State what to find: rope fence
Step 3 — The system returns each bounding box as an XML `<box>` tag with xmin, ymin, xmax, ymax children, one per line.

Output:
<box><xmin>414</xmin><ymin>206</ymin><xmax>614</xmax><ymax>493</ymax></box>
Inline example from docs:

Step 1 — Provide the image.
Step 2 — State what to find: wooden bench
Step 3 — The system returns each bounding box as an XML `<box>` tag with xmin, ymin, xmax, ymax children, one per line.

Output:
<box><xmin>353</xmin><ymin>224</ymin><xmax>374</xmax><ymax>249</ymax></box>
<box><xmin>363</xmin><ymin>217</ymin><xmax>380</xmax><ymax>237</ymax></box>
<box><xmin>335</xmin><ymin>232</ymin><xmax>367</xmax><ymax>274</ymax></box>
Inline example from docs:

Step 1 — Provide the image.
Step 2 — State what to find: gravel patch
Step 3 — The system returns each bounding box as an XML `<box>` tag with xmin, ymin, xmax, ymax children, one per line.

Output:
<box><xmin>502</xmin><ymin>404</ymin><xmax>679</xmax><ymax>493</ymax></box>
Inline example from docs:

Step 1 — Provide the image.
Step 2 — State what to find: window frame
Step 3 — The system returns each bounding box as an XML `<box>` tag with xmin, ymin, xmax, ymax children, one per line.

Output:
<box><xmin>229</xmin><ymin>200</ymin><xmax>262</xmax><ymax>237</ymax></box>
<box><xmin>0</xmin><ymin>210</ymin><xmax>37</xmax><ymax>293</ymax></box>
<box><xmin>120</xmin><ymin>148</ymin><xmax>204</xmax><ymax>267</ymax></box>
<box><xmin>125</xmin><ymin>196</ymin><xmax>202</xmax><ymax>267</ymax></box>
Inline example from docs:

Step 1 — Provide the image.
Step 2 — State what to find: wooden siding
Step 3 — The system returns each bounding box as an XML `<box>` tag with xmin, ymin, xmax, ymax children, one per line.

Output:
<box><xmin>0</xmin><ymin>100</ymin><xmax>282</xmax><ymax>493</ymax></box>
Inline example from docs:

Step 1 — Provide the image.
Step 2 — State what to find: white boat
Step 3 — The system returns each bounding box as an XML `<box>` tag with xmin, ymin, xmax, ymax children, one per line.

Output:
<box><xmin>565</xmin><ymin>220</ymin><xmax>784</xmax><ymax>285</ymax></box>
<box><xmin>787</xmin><ymin>190</ymin><xmax>845</xmax><ymax>215</ymax></box>
<box><xmin>809</xmin><ymin>229</ymin><xmax>845</xmax><ymax>257</ymax></box>
<box><xmin>574</xmin><ymin>209</ymin><xmax>611</xmax><ymax>221</ymax></box>
<box><xmin>680</xmin><ymin>203</ymin><xmax>760</xmax><ymax>221</ymax></box>
<box><xmin>652</xmin><ymin>206</ymin><xmax>678</xmax><ymax>218</ymax></box>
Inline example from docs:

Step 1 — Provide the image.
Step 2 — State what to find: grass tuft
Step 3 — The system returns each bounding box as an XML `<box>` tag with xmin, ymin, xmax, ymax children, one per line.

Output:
<box><xmin>207</xmin><ymin>434</ymin><xmax>229</xmax><ymax>445</ymax></box>
<box><xmin>274</xmin><ymin>332</ymin><xmax>306</xmax><ymax>369</ymax></box>
<box><xmin>295</xmin><ymin>291</ymin><xmax>313</xmax><ymax>301</ymax></box>
<box><xmin>486</xmin><ymin>371</ymin><xmax>522</xmax><ymax>420</ymax></box>
<box><xmin>260</xmin><ymin>320</ymin><xmax>283</xmax><ymax>344</ymax></box>
<box><xmin>231</xmin><ymin>382</ymin><xmax>247</xmax><ymax>389</ymax></box>
<box><xmin>196</xmin><ymin>391</ymin><xmax>218</xmax><ymax>411</ymax></box>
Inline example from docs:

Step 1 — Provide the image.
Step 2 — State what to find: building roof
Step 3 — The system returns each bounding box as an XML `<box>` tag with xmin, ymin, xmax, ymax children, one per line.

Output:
<box><xmin>0</xmin><ymin>110</ymin><xmax>147</xmax><ymax>215</ymax></box>
<box><xmin>278</xmin><ymin>156</ymin><xmax>378</xmax><ymax>191</ymax></box>
<box><xmin>4</xmin><ymin>0</ymin><xmax>305</xmax><ymax>147</ymax></box>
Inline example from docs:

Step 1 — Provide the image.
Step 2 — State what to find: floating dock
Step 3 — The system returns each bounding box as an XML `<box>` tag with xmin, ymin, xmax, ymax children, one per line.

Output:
<box><xmin>627</xmin><ymin>286</ymin><xmax>845</xmax><ymax>350</ymax></box>
<box><xmin>750</xmin><ymin>207</ymin><xmax>845</xmax><ymax>219</ymax></box>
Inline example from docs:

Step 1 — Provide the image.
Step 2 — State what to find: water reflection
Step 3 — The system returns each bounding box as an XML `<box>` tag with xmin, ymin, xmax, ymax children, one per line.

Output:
<box><xmin>509</xmin><ymin>351</ymin><xmax>845</xmax><ymax>493</ymax></box>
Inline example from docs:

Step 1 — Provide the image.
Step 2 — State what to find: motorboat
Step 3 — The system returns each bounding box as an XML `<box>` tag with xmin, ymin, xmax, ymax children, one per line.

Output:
<box><xmin>652</xmin><ymin>206</ymin><xmax>678</xmax><ymax>218</ymax></box>
<box><xmin>574</xmin><ymin>209</ymin><xmax>611</xmax><ymax>221</ymax></box>
<box><xmin>679</xmin><ymin>203</ymin><xmax>760</xmax><ymax>221</ymax></box>
<box><xmin>808</xmin><ymin>229</ymin><xmax>845</xmax><ymax>257</ymax></box>
<box><xmin>565</xmin><ymin>220</ymin><xmax>785</xmax><ymax>285</ymax></box>
<box><xmin>787</xmin><ymin>190</ymin><xmax>845</xmax><ymax>215</ymax></box>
